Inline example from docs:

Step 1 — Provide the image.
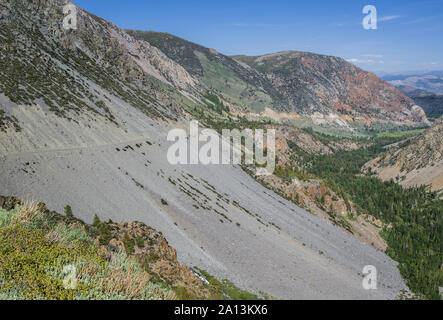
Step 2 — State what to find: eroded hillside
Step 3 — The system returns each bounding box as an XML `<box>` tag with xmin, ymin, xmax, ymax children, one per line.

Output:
<box><xmin>0</xmin><ymin>0</ymin><xmax>425</xmax><ymax>300</ymax></box>
<box><xmin>363</xmin><ymin>117</ymin><xmax>443</xmax><ymax>192</ymax></box>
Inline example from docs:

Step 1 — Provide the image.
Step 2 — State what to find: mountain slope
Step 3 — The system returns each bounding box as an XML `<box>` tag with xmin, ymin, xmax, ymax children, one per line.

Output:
<box><xmin>128</xmin><ymin>31</ymin><xmax>427</xmax><ymax>129</ymax></box>
<box><xmin>0</xmin><ymin>0</ymin><xmax>199</xmax><ymax>131</ymax></box>
<box><xmin>128</xmin><ymin>31</ymin><xmax>428</xmax><ymax>131</ymax></box>
<box><xmin>363</xmin><ymin>117</ymin><xmax>443</xmax><ymax>192</ymax></box>
<box><xmin>0</xmin><ymin>0</ymin><xmax>410</xmax><ymax>299</ymax></box>
<box><xmin>233</xmin><ymin>52</ymin><xmax>428</xmax><ymax>123</ymax></box>
<box><xmin>0</xmin><ymin>196</ymin><xmax>259</xmax><ymax>300</ymax></box>
<box><xmin>396</xmin><ymin>85</ymin><xmax>443</xmax><ymax>120</ymax></box>
<box><xmin>126</xmin><ymin>30</ymin><xmax>281</xmax><ymax>113</ymax></box>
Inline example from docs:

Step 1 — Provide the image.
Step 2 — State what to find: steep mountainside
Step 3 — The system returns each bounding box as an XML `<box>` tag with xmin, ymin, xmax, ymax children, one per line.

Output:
<box><xmin>363</xmin><ymin>117</ymin><xmax>443</xmax><ymax>192</ymax></box>
<box><xmin>128</xmin><ymin>31</ymin><xmax>428</xmax><ymax>130</ymax></box>
<box><xmin>233</xmin><ymin>52</ymin><xmax>428</xmax><ymax>123</ymax></box>
<box><xmin>126</xmin><ymin>30</ymin><xmax>281</xmax><ymax>113</ymax></box>
<box><xmin>0</xmin><ymin>0</ymin><xmax>410</xmax><ymax>299</ymax></box>
<box><xmin>396</xmin><ymin>85</ymin><xmax>443</xmax><ymax>120</ymax></box>
<box><xmin>0</xmin><ymin>0</ymin><xmax>199</xmax><ymax>132</ymax></box>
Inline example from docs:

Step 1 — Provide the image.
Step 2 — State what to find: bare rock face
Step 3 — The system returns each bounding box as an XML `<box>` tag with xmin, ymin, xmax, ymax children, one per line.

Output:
<box><xmin>363</xmin><ymin>116</ymin><xmax>443</xmax><ymax>191</ymax></box>
<box><xmin>234</xmin><ymin>52</ymin><xmax>429</xmax><ymax>126</ymax></box>
<box><xmin>101</xmin><ymin>221</ymin><xmax>211</xmax><ymax>297</ymax></box>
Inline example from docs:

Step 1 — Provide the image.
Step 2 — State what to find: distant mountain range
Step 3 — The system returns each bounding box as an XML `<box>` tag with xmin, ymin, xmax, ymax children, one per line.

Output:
<box><xmin>383</xmin><ymin>71</ymin><xmax>443</xmax><ymax>94</ymax></box>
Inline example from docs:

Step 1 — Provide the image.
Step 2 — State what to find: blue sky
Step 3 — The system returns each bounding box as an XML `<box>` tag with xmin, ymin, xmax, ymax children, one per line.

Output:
<box><xmin>73</xmin><ymin>0</ymin><xmax>443</xmax><ymax>74</ymax></box>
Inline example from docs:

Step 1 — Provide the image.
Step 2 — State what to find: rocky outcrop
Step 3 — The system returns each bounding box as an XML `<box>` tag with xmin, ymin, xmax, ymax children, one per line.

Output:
<box><xmin>396</xmin><ymin>85</ymin><xmax>443</xmax><ymax>120</ymax></box>
<box><xmin>256</xmin><ymin>167</ymin><xmax>387</xmax><ymax>251</ymax></box>
<box><xmin>102</xmin><ymin>221</ymin><xmax>210</xmax><ymax>297</ymax></box>
<box><xmin>0</xmin><ymin>196</ymin><xmax>212</xmax><ymax>299</ymax></box>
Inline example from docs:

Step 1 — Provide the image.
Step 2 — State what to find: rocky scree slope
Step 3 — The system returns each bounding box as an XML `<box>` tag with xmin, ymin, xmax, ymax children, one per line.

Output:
<box><xmin>0</xmin><ymin>0</ymin><xmax>410</xmax><ymax>299</ymax></box>
<box><xmin>0</xmin><ymin>0</ymin><xmax>199</xmax><ymax>131</ymax></box>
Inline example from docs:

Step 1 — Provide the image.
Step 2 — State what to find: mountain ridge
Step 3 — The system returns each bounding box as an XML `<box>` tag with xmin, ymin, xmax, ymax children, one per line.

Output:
<box><xmin>127</xmin><ymin>30</ymin><xmax>429</xmax><ymax>130</ymax></box>
<box><xmin>383</xmin><ymin>71</ymin><xmax>443</xmax><ymax>94</ymax></box>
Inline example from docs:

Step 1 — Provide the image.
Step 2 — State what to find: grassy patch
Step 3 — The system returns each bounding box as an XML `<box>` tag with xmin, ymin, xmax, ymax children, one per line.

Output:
<box><xmin>376</xmin><ymin>129</ymin><xmax>425</xmax><ymax>138</ymax></box>
<box><xmin>0</xmin><ymin>202</ymin><xmax>175</xmax><ymax>300</ymax></box>
<box><xmin>194</xmin><ymin>267</ymin><xmax>259</xmax><ymax>300</ymax></box>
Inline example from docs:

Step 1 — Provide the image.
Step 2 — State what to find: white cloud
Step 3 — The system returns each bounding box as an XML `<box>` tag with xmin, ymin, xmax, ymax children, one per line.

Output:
<box><xmin>362</xmin><ymin>54</ymin><xmax>383</xmax><ymax>58</ymax></box>
<box><xmin>230</xmin><ymin>22</ymin><xmax>300</xmax><ymax>27</ymax></box>
<box><xmin>346</xmin><ymin>58</ymin><xmax>385</xmax><ymax>64</ymax></box>
<box><xmin>346</xmin><ymin>58</ymin><xmax>375</xmax><ymax>64</ymax></box>
<box><xmin>378</xmin><ymin>15</ymin><xmax>401</xmax><ymax>22</ymax></box>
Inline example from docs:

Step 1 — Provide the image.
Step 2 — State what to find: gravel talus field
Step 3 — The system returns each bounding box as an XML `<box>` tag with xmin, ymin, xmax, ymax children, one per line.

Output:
<box><xmin>0</xmin><ymin>102</ymin><xmax>408</xmax><ymax>299</ymax></box>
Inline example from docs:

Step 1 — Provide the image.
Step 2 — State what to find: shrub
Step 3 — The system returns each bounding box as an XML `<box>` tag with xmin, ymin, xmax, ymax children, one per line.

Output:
<box><xmin>64</xmin><ymin>205</ymin><xmax>74</xmax><ymax>219</ymax></box>
<box><xmin>93</xmin><ymin>214</ymin><xmax>101</xmax><ymax>227</ymax></box>
<box><xmin>0</xmin><ymin>203</ymin><xmax>176</xmax><ymax>300</ymax></box>
<box><xmin>123</xmin><ymin>233</ymin><xmax>135</xmax><ymax>254</ymax></box>
<box><xmin>175</xmin><ymin>286</ymin><xmax>197</xmax><ymax>300</ymax></box>
<box><xmin>136</xmin><ymin>236</ymin><xmax>145</xmax><ymax>248</ymax></box>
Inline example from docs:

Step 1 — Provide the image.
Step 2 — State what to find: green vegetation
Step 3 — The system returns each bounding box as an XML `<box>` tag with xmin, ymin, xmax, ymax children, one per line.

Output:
<box><xmin>0</xmin><ymin>20</ymin><xmax>168</xmax><ymax>124</ymax></box>
<box><xmin>0</xmin><ymin>203</ymin><xmax>175</xmax><ymax>300</ymax></box>
<box><xmin>92</xmin><ymin>214</ymin><xmax>112</xmax><ymax>245</ymax></box>
<box><xmin>274</xmin><ymin>164</ymin><xmax>314</xmax><ymax>182</ymax></box>
<box><xmin>376</xmin><ymin>129</ymin><xmax>425</xmax><ymax>138</ymax></box>
<box><xmin>122</xmin><ymin>233</ymin><xmax>135</xmax><ymax>255</ymax></box>
<box><xmin>291</xmin><ymin>136</ymin><xmax>442</xmax><ymax>299</ymax></box>
<box><xmin>195</xmin><ymin>51</ymin><xmax>272</xmax><ymax>113</ymax></box>
<box><xmin>64</xmin><ymin>205</ymin><xmax>74</xmax><ymax>219</ymax></box>
<box><xmin>0</xmin><ymin>110</ymin><xmax>20</xmax><ymax>132</ymax></box>
<box><xmin>1</xmin><ymin>199</ymin><xmax>259</xmax><ymax>300</ymax></box>
<box><xmin>194</xmin><ymin>267</ymin><xmax>260</xmax><ymax>300</ymax></box>
<box><xmin>203</xmin><ymin>92</ymin><xmax>230</xmax><ymax>115</ymax></box>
